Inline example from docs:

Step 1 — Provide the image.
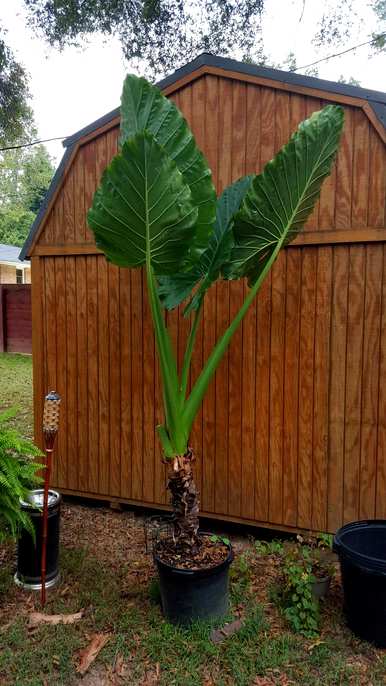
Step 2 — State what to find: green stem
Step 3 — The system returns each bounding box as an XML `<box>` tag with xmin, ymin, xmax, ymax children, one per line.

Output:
<box><xmin>183</xmin><ymin>243</ymin><xmax>283</xmax><ymax>435</ymax></box>
<box><xmin>179</xmin><ymin>302</ymin><xmax>203</xmax><ymax>403</ymax></box>
<box><xmin>145</xmin><ymin>260</ymin><xmax>182</xmax><ymax>448</ymax></box>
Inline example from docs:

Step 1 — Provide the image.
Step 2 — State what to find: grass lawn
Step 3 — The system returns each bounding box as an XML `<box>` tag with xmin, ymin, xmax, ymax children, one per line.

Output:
<box><xmin>0</xmin><ymin>353</ymin><xmax>33</xmax><ymax>438</ymax></box>
<box><xmin>1</xmin><ymin>505</ymin><xmax>386</xmax><ymax>686</ymax></box>
<box><xmin>1</xmin><ymin>352</ymin><xmax>386</xmax><ymax>685</ymax></box>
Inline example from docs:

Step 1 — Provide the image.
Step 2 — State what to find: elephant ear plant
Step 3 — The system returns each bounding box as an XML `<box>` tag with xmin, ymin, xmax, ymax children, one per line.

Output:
<box><xmin>88</xmin><ymin>75</ymin><xmax>343</xmax><ymax>566</ymax></box>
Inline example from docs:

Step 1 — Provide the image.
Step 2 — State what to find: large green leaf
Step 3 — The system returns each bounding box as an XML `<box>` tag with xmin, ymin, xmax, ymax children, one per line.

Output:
<box><xmin>88</xmin><ymin>131</ymin><xmax>197</xmax><ymax>274</ymax></box>
<box><xmin>223</xmin><ymin>105</ymin><xmax>344</xmax><ymax>284</ymax></box>
<box><xmin>120</xmin><ymin>74</ymin><xmax>216</xmax><ymax>261</ymax></box>
<box><xmin>158</xmin><ymin>175</ymin><xmax>253</xmax><ymax>313</ymax></box>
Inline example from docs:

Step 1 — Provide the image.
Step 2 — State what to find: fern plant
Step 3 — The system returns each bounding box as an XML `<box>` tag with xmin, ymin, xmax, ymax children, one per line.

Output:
<box><xmin>0</xmin><ymin>408</ymin><xmax>44</xmax><ymax>543</ymax></box>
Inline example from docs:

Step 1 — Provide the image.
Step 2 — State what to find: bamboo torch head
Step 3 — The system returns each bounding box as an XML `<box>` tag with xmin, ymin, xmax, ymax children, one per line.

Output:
<box><xmin>43</xmin><ymin>391</ymin><xmax>61</xmax><ymax>449</ymax></box>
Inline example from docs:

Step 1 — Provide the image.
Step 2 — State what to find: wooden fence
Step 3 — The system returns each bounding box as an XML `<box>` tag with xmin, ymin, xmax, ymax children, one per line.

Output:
<box><xmin>0</xmin><ymin>285</ymin><xmax>32</xmax><ymax>354</ymax></box>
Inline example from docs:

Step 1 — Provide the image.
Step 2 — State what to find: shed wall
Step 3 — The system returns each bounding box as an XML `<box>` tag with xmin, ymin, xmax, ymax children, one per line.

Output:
<box><xmin>31</xmin><ymin>74</ymin><xmax>386</xmax><ymax>533</ymax></box>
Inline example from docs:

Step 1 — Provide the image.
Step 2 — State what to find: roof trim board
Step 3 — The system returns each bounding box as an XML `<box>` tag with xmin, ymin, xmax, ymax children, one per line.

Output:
<box><xmin>21</xmin><ymin>52</ymin><xmax>386</xmax><ymax>260</ymax></box>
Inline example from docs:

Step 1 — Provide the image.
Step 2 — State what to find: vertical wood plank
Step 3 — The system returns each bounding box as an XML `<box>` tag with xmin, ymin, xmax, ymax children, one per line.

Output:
<box><xmin>86</xmin><ymin>256</ymin><xmax>99</xmax><ymax>493</ymax></box>
<box><xmin>65</xmin><ymin>256</ymin><xmax>78</xmax><ymax>491</ymax></box>
<box><xmin>283</xmin><ymin>248</ymin><xmax>301</xmax><ymax>527</ymax></box>
<box><xmin>312</xmin><ymin>247</ymin><xmax>332</xmax><ymax>531</ymax></box>
<box><xmin>73</xmin><ymin>148</ymin><xmax>86</xmax><ymax>243</ymax></box>
<box><xmin>97</xmin><ymin>257</ymin><xmax>110</xmax><ymax>494</ymax></box>
<box><xmin>327</xmin><ymin>246</ymin><xmax>349</xmax><ymax>531</ymax></box>
<box><xmin>297</xmin><ymin>248</ymin><xmax>317</xmax><ymax>528</ymax></box>
<box><xmin>108</xmin><ymin>263</ymin><xmax>121</xmax><ymax>496</ymax></box>
<box><xmin>368</xmin><ymin>130</ymin><xmax>386</xmax><ymax>229</ymax></box>
<box><xmin>63</xmin><ymin>166</ymin><xmax>75</xmax><ymax>243</ymax></box>
<box><xmin>76</xmin><ymin>256</ymin><xmax>88</xmax><ymax>492</ymax></box>
<box><xmin>335</xmin><ymin>107</ymin><xmax>353</xmax><ymax>230</ymax></box>
<box><xmin>260</xmin><ymin>87</ymin><xmax>275</xmax><ymax>167</ymax></box>
<box><xmin>245</xmin><ymin>84</ymin><xmax>261</xmax><ymax>173</ymax></box>
<box><xmin>83</xmin><ymin>141</ymin><xmax>97</xmax><ymax>242</ymax></box>
<box><xmin>351</xmin><ymin>111</ymin><xmax>369</xmax><ymax>229</ymax></box>
<box><xmin>120</xmin><ymin>268</ymin><xmax>132</xmax><ymax>499</ymax></box>
<box><xmin>359</xmin><ymin>245</ymin><xmax>383</xmax><ymax>519</ymax></box>
<box><xmin>344</xmin><ymin>246</ymin><xmax>365</xmax><ymax>522</ymax></box>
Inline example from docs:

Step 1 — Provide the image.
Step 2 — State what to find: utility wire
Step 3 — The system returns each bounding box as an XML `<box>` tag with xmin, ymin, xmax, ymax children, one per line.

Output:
<box><xmin>289</xmin><ymin>32</ymin><xmax>386</xmax><ymax>72</ymax></box>
<box><xmin>0</xmin><ymin>135</ymin><xmax>70</xmax><ymax>152</ymax></box>
<box><xmin>1</xmin><ymin>32</ymin><xmax>386</xmax><ymax>153</ymax></box>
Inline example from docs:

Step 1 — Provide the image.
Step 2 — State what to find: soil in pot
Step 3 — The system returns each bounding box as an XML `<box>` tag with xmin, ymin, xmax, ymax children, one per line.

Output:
<box><xmin>154</xmin><ymin>533</ymin><xmax>233</xmax><ymax>626</ymax></box>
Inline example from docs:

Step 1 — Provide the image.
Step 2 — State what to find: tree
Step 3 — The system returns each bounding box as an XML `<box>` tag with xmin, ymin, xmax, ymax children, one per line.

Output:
<box><xmin>313</xmin><ymin>0</ymin><xmax>386</xmax><ymax>53</ymax></box>
<box><xmin>0</xmin><ymin>144</ymin><xmax>54</xmax><ymax>246</ymax></box>
<box><xmin>24</xmin><ymin>0</ymin><xmax>266</xmax><ymax>78</ymax></box>
<box><xmin>88</xmin><ymin>74</ymin><xmax>343</xmax><ymax>553</ymax></box>
<box><xmin>0</xmin><ymin>25</ymin><xmax>33</xmax><ymax>146</ymax></box>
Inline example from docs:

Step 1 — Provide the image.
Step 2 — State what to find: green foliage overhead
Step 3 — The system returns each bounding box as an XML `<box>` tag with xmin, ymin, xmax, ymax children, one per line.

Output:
<box><xmin>24</xmin><ymin>0</ymin><xmax>266</xmax><ymax>78</ymax></box>
<box><xmin>88</xmin><ymin>74</ymin><xmax>343</xmax><ymax>460</ymax></box>
<box><xmin>0</xmin><ymin>26</ymin><xmax>33</xmax><ymax>147</ymax></box>
<box><xmin>0</xmin><ymin>408</ymin><xmax>43</xmax><ymax>543</ymax></box>
<box><xmin>0</xmin><ymin>144</ymin><xmax>54</xmax><ymax>247</ymax></box>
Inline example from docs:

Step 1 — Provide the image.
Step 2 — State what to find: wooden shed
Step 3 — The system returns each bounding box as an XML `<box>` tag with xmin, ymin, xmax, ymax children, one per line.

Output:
<box><xmin>21</xmin><ymin>53</ymin><xmax>386</xmax><ymax>534</ymax></box>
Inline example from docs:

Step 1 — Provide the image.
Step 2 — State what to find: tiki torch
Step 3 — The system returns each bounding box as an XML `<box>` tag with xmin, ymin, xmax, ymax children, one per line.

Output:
<box><xmin>41</xmin><ymin>391</ymin><xmax>61</xmax><ymax>606</ymax></box>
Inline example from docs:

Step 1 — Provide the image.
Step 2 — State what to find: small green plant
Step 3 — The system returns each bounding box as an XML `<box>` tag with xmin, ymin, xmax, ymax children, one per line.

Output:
<box><xmin>279</xmin><ymin>545</ymin><xmax>320</xmax><ymax>637</ymax></box>
<box><xmin>0</xmin><ymin>407</ymin><xmax>44</xmax><ymax>542</ymax></box>
<box><xmin>210</xmin><ymin>534</ymin><xmax>231</xmax><ymax>546</ymax></box>
<box><xmin>255</xmin><ymin>539</ymin><xmax>284</xmax><ymax>556</ymax></box>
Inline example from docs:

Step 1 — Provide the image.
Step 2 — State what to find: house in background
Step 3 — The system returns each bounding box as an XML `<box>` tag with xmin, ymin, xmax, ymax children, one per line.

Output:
<box><xmin>0</xmin><ymin>244</ymin><xmax>31</xmax><ymax>284</ymax></box>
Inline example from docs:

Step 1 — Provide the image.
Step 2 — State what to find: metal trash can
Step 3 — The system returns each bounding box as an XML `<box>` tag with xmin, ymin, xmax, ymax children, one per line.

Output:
<box><xmin>14</xmin><ymin>489</ymin><xmax>61</xmax><ymax>590</ymax></box>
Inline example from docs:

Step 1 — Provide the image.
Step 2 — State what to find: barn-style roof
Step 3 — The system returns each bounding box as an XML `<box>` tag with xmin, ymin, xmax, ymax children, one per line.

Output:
<box><xmin>20</xmin><ymin>52</ymin><xmax>386</xmax><ymax>260</ymax></box>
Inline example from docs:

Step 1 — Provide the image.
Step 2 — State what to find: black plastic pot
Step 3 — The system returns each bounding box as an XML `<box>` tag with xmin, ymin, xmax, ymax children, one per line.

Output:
<box><xmin>333</xmin><ymin>520</ymin><xmax>386</xmax><ymax>646</ymax></box>
<box><xmin>154</xmin><ymin>538</ymin><xmax>233</xmax><ymax>626</ymax></box>
<box><xmin>15</xmin><ymin>489</ymin><xmax>61</xmax><ymax>590</ymax></box>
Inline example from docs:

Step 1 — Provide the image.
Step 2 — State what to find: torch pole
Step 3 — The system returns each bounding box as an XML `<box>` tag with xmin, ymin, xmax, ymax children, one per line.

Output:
<box><xmin>41</xmin><ymin>391</ymin><xmax>61</xmax><ymax>607</ymax></box>
<box><xmin>40</xmin><ymin>446</ymin><xmax>53</xmax><ymax>606</ymax></box>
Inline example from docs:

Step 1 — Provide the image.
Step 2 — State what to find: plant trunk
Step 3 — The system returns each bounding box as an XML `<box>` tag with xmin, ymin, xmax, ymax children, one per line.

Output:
<box><xmin>167</xmin><ymin>449</ymin><xmax>200</xmax><ymax>553</ymax></box>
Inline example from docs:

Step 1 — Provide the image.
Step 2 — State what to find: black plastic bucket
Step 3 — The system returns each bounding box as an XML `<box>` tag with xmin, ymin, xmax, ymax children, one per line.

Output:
<box><xmin>333</xmin><ymin>520</ymin><xmax>386</xmax><ymax>646</ymax></box>
<box><xmin>154</xmin><ymin>540</ymin><xmax>233</xmax><ymax>626</ymax></box>
<box><xmin>15</xmin><ymin>489</ymin><xmax>61</xmax><ymax>590</ymax></box>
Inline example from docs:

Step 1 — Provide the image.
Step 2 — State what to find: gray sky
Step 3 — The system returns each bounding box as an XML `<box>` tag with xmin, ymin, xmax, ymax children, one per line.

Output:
<box><xmin>2</xmin><ymin>0</ymin><xmax>385</xmax><ymax>163</ymax></box>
